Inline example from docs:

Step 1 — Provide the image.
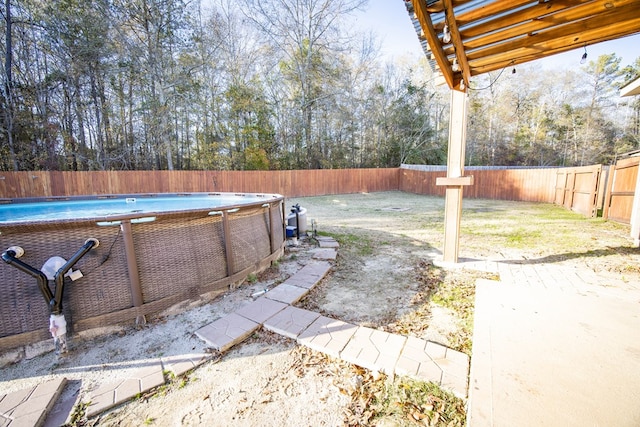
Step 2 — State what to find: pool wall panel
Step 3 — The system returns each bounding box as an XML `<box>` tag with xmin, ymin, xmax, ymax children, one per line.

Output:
<box><xmin>0</xmin><ymin>196</ymin><xmax>285</xmax><ymax>351</ymax></box>
<box><xmin>229</xmin><ymin>207</ymin><xmax>272</xmax><ymax>274</ymax></box>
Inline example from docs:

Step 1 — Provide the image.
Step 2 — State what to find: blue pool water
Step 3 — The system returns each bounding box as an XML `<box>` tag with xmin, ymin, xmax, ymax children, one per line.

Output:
<box><xmin>0</xmin><ymin>193</ymin><xmax>273</xmax><ymax>223</ymax></box>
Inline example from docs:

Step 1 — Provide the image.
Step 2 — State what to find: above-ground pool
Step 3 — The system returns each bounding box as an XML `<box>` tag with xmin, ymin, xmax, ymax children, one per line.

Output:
<box><xmin>0</xmin><ymin>192</ymin><xmax>285</xmax><ymax>351</ymax></box>
<box><xmin>0</xmin><ymin>193</ymin><xmax>274</xmax><ymax>223</ymax></box>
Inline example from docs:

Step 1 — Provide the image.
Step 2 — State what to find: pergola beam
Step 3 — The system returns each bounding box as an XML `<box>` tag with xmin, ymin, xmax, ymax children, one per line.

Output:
<box><xmin>412</xmin><ymin>0</ymin><xmax>456</xmax><ymax>89</ymax></box>
<box><xmin>443</xmin><ymin>0</ymin><xmax>470</xmax><ymax>88</ymax></box>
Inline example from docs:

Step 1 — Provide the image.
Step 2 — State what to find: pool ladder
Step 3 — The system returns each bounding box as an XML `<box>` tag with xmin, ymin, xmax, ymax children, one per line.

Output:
<box><xmin>2</xmin><ymin>238</ymin><xmax>99</xmax><ymax>354</ymax></box>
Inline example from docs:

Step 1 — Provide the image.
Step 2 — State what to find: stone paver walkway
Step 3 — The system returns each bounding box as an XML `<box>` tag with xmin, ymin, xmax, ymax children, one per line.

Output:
<box><xmin>0</xmin><ymin>377</ymin><xmax>66</xmax><ymax>427</ymax></box>
<box><xmin>2</xmin><ymin>237</ymin><xmax>470</xmax><ymax>424</ymax></box>
<box><xmin>196</xmin><ymin>239</ymin><xmax>470</xmax><ymax>400</ymax></box>
<box><xmin>86</xmin><ymin>362</ymin><xmax>165</xmax><ymax>418</ymax></box>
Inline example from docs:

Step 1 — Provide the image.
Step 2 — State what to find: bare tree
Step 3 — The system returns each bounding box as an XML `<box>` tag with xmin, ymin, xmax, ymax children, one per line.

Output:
<box><xmin>240</xmin><ymin>0</ymin><xmax>367</xmax><ymax>168</ymax></box>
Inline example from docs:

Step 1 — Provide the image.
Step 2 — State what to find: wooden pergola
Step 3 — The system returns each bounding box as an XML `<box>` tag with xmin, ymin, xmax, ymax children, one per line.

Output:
<box><xmin>404</xmin><ymin>0</ymin><xmax>640</xmax><ymax>262</ymax></box>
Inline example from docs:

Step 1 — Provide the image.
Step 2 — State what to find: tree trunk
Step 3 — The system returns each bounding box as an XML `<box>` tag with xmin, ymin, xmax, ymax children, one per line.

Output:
<box><xmin>4</xmin><ymin>0</ymin><xmax>18</xmax><ymax>170</ymax></box>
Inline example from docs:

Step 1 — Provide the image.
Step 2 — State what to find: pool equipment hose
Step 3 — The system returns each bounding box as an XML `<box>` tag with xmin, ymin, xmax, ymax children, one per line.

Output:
<box><xmin>2</xmin><ymin>238</ymin><xmax>100</xmax><ymax>354</ymax></box>
<box><xmin>291</xmin><ymin>204</ymin><xmax>301</xmax><ymax>238</ymax></box>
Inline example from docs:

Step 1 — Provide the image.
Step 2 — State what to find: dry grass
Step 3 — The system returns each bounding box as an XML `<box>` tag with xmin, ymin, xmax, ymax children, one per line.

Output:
<box><xmin>291</xmin><ymin>346</ymin><xmax>467</xmax><ymax>427</ymax></box>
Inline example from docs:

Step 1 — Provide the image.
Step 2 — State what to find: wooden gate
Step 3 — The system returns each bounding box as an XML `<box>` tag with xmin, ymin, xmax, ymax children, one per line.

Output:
<box><xmin>603</xmin><ymin>155</ymin><xmax>640</xmax><ymax>224</ymax></box>
<box><xmin>554</xmin><ymin>165</ymin><xmax>602</xmax><ymax>217</ymax></box>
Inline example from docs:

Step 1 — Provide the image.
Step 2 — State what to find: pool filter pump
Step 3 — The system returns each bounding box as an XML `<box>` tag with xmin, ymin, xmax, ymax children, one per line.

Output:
<box><xmin>1</xmin><ymin>238</ymin><xmax>99</xmax><ymax>354</ymax></box>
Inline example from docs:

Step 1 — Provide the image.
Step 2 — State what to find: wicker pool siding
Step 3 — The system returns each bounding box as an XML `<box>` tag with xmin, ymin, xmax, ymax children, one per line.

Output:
<box><xmin>0</xmin><ymin>197</ymin><xmax>285</xmax><ymax>350</ymax></box>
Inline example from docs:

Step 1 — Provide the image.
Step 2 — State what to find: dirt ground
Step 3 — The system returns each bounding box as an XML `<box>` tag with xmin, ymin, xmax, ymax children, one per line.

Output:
<box><xmin>1</xmin><ymin>191</ymin><xmax>637</xmax><ymax>426</ymax></box>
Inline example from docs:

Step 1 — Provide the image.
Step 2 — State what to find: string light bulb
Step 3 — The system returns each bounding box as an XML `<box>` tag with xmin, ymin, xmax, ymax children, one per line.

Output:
<box><xmin>452</xmin><ymin>58</ymin><xmax>460</xmax><ymax>72</ymax></box>
<box><xmin>442</xmin><ymin>23</ymin><xmax>451</xmax><ymax>44</ymax></box>
<box><xmin>580</xmin><ymin>45</ymin><xmax>588</xmax><ymax>64</ymax></box>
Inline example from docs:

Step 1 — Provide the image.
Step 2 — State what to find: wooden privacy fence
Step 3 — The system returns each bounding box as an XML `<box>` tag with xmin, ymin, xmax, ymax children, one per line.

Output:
<box><xmin>399</xmin><ymin>167</ymin><xmax>560</xmax><ymax>203</ymax></box>
<box><xmin>0</xmin><ymin>169</ymin><xmax>399</xmax><ymax>199</ymax></box>
<box><xmin>604</xmin><ymin>155</ymin><xmax>639</xmax><ymax>224</ymax></box>
<box><xmin>554</xmin><ymin>165</ymin><xmax>603</xmax><ymax>218</ymax></box>
<box><xmin>0</xmin><ymin>166</ymin><xmax>610</xmax><ymax>212</ymax></box>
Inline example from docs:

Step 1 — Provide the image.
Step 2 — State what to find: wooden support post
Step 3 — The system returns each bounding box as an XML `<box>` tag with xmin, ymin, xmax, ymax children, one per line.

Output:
<box><xmin>440</xmin><ymin>88</ymin><xmax>469</xmax><ymax>263</ymax></box>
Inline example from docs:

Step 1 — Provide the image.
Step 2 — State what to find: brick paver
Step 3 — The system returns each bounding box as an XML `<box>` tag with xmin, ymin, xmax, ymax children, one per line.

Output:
<box><xmin>312</xmin><ymin>248</ymin><xmax>338</xmax><ymax>260</ymax></box>
<box><xmin>297</xmin><ymin>316</ymin><xmax>358</xmax><ymax>358</ymax></box>
<box><xmin>282</xmin><ymin>274</ymin><xmax>321</xmax><ymax>289</ymax></box>
<box><xmin>264</xmin><ymin>283</ymin><xmax>309</xmax><ymax>305</ymax></box>
<box><xmin>340</xmin><ymin>326</ymin><xmax>407</xmax><ymax>375</ymax></box>
<box><xmin>395</xmin><ymin>336</ymin><xmax>469</xmax><ymax>398</ymax></box>
<box><xmin>296</xmin><ymin>260</ymin><xmax>333</xmax><ymax>280</ymax></box>
<box><xmin>318</xmin><ymin>240</ymin><xmax>339</xmax><ymax>248</ymax></box>
<box><xmin>282</xmin><ymin>261</ymin><xmax>332</xmax><ymax>289</ymax></box>
<box><xmin>0</xmin><ymin>377</ymin><xmax>66</xmax><ymax>427</ymax></box>
<box><xmin>195</xmin><ymin>313</ymin><xmax>260</xmax><ymax>351</ymax></box>
<box><xmin>263</xmin><ymin>306</ymin><xmax>321</xmax><ymax>339</ymax></box>
<box><xmin>86</xmin><ymin>362</ymin><xmax>164</xmax><ymax>418</ymax></box>
<box><xmin>161</xmin><ymin>353</ymin><xmax>209</xmax><ymax>377</ymax></box>
<box><xmin>234</xmin><ymin>298</ymin><xmax>288</xmax><ymax>324</ymax></box>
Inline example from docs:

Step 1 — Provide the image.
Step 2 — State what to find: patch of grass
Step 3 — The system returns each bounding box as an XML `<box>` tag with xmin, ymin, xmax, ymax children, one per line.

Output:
<box><xmin>68</xmin><ymin>401</ymin><xmax>90</xmax><ymax>426</ymax></box>
<box><xmin>369</xmin><ymin>377</ymin><xmax>467</xmax><ymax>427</ymax></box>
<box><xmin>459</xmin><ymin>201</ymin><xmax>627</xmax><ymax>256</ymax></box>
<box><xmin>504</xmin><ymin>227</ymin><xmax>542</xmax><ymax>247</ymax></box>
<box><xmin>389</xmin><ymin>262</ymin><xmax>483</xmax><ymax>355</ymax></box>
<box><xmin>333</xmin><ymin>232</ymin><xmax>376</xmax><ymax>256</ymax></box>
<box><xmin>431</xmin><ymin>266</ymin><xmax>496</xmax><ymax>355</ymax></box>
<box><xmin>144</xmin><ymin>417</ymin><xmax>156</xmax><ymax>425</ymax></box>
<box><xmin>246</xmin><ymin>273</ymin><xmax>258</xmax><ymax>284</ymax></box>
<box><xmin>292</xmin><ymin>346</ymin><xmax>466</xmax><ymax>427</ymax></box>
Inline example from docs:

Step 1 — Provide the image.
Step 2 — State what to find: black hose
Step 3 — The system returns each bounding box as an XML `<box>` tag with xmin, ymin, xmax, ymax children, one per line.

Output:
<box><xmin>51</xmin><ymin>239</ymin><xmax>98</xmax><ymax>315</ymax></box>
<box><xmin>2</xmin><ymin>249</ymin><xmax>53</xmax><ymax>306</ymax></box>
<box><xmin>2</xmin><ymin>239</ymin><xmax>99</xmax><ymax>315</ymax></box>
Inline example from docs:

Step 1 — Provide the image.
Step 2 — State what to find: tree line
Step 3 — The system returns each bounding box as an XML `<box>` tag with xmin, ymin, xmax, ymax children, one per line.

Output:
<box><xmin>1</xmin><ymin>0</ymin><xmax>639</xmax><ymax>172</ymax></box>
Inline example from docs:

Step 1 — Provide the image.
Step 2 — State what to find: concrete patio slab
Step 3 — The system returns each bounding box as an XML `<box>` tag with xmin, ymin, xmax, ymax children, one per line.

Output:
<box><xmin>195</xmin><ymin>313</ymin><xmax>260</xmax><ymax>352</ymax></box>
<box><xmin>86</xmin><ymin>361</ymin><xmax>164</xmax><ymax>418</ymax></box>
<box><xmin>234</xmin><ymin>298</ymin><xmax>288</xmax><ymax>324</ymax></box>
<box><xmin>264</xmin><ymin>283</ymin><xmax>310</xmax><ymax>305</ymax></box>
<box><xmin>0</xmin><ymin>377</ymin><xmax>67</xmax><ymax>427</ymax></box>
<box><xmin>263</xmin><ymin>306</ymin><xmax>321</xmax><ymax>339</ymax></box>
<box><xmin>340</xmin><ymin>326</ymin><xmax>407</xmax><ymax>375</ymax></box>
<box><xmin>297</xmin><ymin>316</ymin><xmax>358</xmax><ymax>358</ymax></box>
<box><xmin>468</xmin><ymin>279</ymin><xmax>640</xmax><ymax>427</ymax></box>
<box><xmin>161</xmin><ymin>353</ymin><xmax>209</xmax><ymax>377</ymax></box>
<box><xmin>395</xmin><ymin>336</ymin><xmax>469</xmax><ymax>398</ymax></box>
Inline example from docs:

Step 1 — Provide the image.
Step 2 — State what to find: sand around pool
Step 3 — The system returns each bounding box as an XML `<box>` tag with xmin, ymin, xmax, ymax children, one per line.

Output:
<box><xmin>1</xmin><ymin>191</ymin><xmax>637</xmax><ymax>426</ymax></box>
